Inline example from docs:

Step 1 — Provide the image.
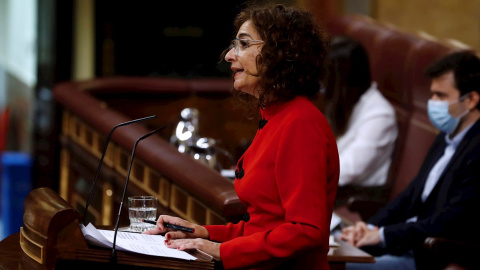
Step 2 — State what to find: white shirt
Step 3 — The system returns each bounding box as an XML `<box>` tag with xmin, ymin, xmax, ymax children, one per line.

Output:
<box><xmin>420</xmin><ymin>125</ymin><xmax>470</xmax><ymax>202</ymax></box>
<box><xmin>336</xmin><ymin>83</ymin><xmax>398</xmax><ymax>186</ymax></box>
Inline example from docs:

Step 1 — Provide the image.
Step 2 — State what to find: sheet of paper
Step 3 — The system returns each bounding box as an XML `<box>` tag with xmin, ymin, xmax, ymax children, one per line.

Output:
<box><xmin>81</xmin><ymin>223</ymin><xmax>127</xmax><ymax>251</ymax></box>
<box><xmin>329</xmin><ymin>235</ymin><xmax>340</xmax><ymax>247</ymax></box>
<box><xmin>81</xmin><ymin>223</ymin><xmax>196</xmax><ymax>260</ymax></box>
<box><xmin>330</xmin><ymin>212</ymin><xmax>342</xmax><ymax>231</ymax></box>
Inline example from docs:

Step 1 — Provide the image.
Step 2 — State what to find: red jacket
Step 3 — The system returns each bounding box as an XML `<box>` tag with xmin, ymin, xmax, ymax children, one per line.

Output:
<box><xmin>205</xmin><ymin>96</ymin><xmax>339</xmax><ymax>270</ymax></box>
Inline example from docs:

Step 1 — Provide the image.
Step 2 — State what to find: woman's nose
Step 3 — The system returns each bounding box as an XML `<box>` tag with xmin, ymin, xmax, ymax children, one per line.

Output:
<box><xmin>225</xmin><ymin>47</ymin><xmax>236</xmax><ymax>62</ymax></box>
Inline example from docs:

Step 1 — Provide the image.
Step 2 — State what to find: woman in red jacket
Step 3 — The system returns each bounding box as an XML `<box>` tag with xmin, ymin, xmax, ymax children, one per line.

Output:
<box><xmin>145</xmin><ymin>4</ymin><xmax>339</xmax><ymax>269</ymax></box>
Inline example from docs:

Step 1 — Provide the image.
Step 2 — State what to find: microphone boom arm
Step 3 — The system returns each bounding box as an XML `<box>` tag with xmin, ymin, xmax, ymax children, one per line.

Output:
<box><xmin>111</xmin><ymin>126</ymin><xmax>165</xmax><ymax>263</ymax></box>
<box><xmin>83</xmin><ymin>115</ymin><xmax>156</xmax><ymax>225</ymax></box>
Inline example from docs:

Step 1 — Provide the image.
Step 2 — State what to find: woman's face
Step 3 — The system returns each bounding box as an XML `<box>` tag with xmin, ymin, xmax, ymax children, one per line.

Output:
<box><xmin>225</xmin><ymin>20</ymin><xmax>263</xmax><ymax>98</ymax></box>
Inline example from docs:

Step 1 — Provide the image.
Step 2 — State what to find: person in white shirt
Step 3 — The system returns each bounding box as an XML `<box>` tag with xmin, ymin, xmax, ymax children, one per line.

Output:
<box><xmin>324</xmin><ymin>36</ymin><xmax>398</xmax><ymax>204</ymax></box>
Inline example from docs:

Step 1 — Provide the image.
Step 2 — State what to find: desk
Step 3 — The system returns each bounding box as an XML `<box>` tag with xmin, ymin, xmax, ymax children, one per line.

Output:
<box><xmin>0</xmin><ymin>233</ymin><xmax>374</xmax><ymax>270</ymax></box>
<box><xmin>328</xmin><ymin>237</ymin><xmax>375</xmax><ymax>270</ymax></box>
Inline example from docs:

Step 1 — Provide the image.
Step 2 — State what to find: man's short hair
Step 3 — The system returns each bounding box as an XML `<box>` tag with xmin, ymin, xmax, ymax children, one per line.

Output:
<box><xmin>425</xmin><ymin>51</ymin><xmax>480</xmax><ymax>99</ymax></box>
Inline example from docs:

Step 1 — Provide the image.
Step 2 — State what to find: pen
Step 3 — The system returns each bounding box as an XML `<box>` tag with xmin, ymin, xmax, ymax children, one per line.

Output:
<box><xmin>142</xmin><ymin>219</ymin><xmax>195</xmax><ymax>233</ymax></box>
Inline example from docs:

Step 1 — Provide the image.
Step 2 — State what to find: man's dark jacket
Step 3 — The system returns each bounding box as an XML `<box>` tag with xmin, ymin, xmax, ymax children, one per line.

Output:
<box><xmin>368</xmin><ymin>119</ymin><xmax>480</xmax><ymax>269</ymax></box>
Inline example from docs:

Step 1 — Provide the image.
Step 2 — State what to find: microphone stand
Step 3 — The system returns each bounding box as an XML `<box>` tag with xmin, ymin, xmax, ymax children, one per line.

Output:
<box><xmin>110</xmin><ymin>126</ymin><xmax>165</xmax><ymax>265</ymax></box>
<box><xmin>83</xmin><ymin>115</ymin><xmax>156</xmax><ymax>226</ymax></box>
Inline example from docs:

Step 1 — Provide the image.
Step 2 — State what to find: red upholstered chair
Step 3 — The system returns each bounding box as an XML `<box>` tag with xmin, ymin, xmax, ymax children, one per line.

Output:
<box><xmin>325</xmin><ymin>14</ymin><xmax>360</xmax><ymax>37</ymax></box>
<box><xmin>343</xmin><ymin>15</ymin><xmax>395</xmax><ymax>84</ymax></box>
<box><xmin>368</xmin><ymin>30</ymin><xmax>423</xmax><ymax>200</ymax></box>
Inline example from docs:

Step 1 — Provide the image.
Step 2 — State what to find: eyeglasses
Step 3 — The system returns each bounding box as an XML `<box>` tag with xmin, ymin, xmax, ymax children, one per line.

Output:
<box><xmin>229</xmin><ymin>38</ymin><xmax>264</xmax><ymax>56</ymax></box>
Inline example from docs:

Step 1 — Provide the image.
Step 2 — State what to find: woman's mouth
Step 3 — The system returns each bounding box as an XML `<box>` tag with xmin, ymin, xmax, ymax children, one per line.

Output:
<box><xmin>232</xmin><ymin>68</ymin><xmax>244</xmax><ymax>78</ymax></box>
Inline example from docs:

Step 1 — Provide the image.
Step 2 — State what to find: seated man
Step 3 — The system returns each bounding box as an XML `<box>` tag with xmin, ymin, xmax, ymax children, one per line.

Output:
<box><xmin>340</xmin><ymin>51</ymin><xmax>480</xmax><ymax>270</ymax></box>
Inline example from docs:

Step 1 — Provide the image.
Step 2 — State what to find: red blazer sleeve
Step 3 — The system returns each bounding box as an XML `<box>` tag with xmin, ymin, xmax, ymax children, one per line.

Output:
<box><xmin>204</xmin><ymin>221</ymin><xmax>246</xmax><ymax>243</ymax></box>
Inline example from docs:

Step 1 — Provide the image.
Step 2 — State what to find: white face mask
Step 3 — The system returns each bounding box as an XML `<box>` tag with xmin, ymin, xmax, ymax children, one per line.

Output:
<box><xmin>427</xmin><ymin>94</ymin><xmax>469</xmax><ymax>135</ymax></box>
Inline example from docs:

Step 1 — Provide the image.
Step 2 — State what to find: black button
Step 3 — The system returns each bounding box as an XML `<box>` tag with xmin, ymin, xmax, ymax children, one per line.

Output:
<box><xmin>243</xmin><ymin>212</ymin><xmax>250</xmax><ymax>222</ymax></box>
<box><xmin>235</xmin><ymin>159</ymin><xmax>244</xmax><ymax>179</ymax></box>
<box><xmin>235</xmin><ymin>168</ymin><xmax>244</xmax><ymax>179</ymax></box>
<box><xmin>259</xmin><ymin>118</ymin><xmax>268</xmax><ymax>129</ymax></box>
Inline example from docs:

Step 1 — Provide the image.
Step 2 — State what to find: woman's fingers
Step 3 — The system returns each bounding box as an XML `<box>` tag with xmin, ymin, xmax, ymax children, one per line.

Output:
<box><xmin>165</xmin><ymin>238</ymin><xmax>221</xmax><ymax>261</ymax></box>
<box><xmin>144</xmin><ymin>215</ymin><xmax>209</xmax><ymax>240</ymax></box>
<box><xmin>165</xmin><ymin>231</ymin><xmax>189</xmax><ymax>240</ymax></box>
<box><xmin>143</xmin><ymin>215</ymin><xmax>189</xmax><ymax>235</ymax></box>
<box><xmin>143</xmin><ymin>227</ymin><xmax>163</xmax><ymax>235</ymax></box>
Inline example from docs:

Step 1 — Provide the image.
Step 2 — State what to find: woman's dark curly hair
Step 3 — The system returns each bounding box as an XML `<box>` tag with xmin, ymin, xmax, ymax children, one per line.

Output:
<box><xmin>231</xmin><ymin>4</ymin><xmax>329</xmax><ymax>108</ymax></box>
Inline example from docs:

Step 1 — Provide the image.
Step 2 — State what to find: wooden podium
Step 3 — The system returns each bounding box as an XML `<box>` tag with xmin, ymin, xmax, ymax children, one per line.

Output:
<box><xmin>0</xmin><ymin>187</ymin><xmax>374</xmax><ymax>270</ymax></box>
<box><xmin>18</xmin><ymin>187</ymin><xmax>214</xmax><ymax>270</ymax></box>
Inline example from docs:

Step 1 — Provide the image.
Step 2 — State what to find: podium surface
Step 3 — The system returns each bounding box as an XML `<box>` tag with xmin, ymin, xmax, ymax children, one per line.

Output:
<box><xmin>11</xmin><ymin>187</ymin><xmax>214</xmax><ymax>270</ymax></box>
<box><xmin>0</xmin><ymin>231</ymin><xmax>374</xmax><ymax>270</ymax></box>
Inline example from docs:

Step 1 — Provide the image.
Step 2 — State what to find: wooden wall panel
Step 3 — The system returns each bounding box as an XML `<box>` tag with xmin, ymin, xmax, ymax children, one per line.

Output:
<box><xmin>376</xmin><ymin>0</ymin><xmax>480</xmax><ymax>50</ymax></box>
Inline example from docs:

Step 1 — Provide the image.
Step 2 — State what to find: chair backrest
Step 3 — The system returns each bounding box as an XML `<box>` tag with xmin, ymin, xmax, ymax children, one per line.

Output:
<box><xmin>389</xmin><ymin>38</ymin><xmax>457</xmax><ymax>198</ymax></box>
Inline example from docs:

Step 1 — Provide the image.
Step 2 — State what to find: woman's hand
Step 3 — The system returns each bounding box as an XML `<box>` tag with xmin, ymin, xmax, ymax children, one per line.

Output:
<box><xmin>165</xmin><ymin>238</ymin><xmax>221</xmax><ymax>261</ymax></box>
<box><xmin>143</xmin><ymin>215</ymin><xmax>209</xmax><ymax>240</ymax></box>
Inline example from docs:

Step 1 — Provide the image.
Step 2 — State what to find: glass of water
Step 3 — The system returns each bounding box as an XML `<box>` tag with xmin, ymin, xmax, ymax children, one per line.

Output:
<box><xmin>128</xmin><ymin>196</ymin><xmax>157</xmax><ymax>232</ymax></box>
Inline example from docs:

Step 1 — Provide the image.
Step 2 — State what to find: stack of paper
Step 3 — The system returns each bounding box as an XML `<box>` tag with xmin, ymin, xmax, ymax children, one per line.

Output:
<box><xmin>329</xmin><ymin>235</ymin><xmax>340</xmax><ymax>247</ymax></box>
<box><xmin>330</xmin><ymin>212</ymin><xmax>342</xmax><ymax>231</ymax></box>
<box><xmin>80</xmin><ymin>223</ymin><xmax>197</xmax><ymax>260</ymax></box>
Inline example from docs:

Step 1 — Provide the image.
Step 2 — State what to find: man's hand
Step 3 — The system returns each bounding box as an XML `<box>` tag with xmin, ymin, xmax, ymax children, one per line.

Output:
<box><xmin>354</xmin><ymin>227</ymin><xmax>381</xmax><ymax>247</ymax></box>
<box><xmin>339</xmin><ymin>221</ymin><xmax>367</xmax><ymax>245</ymax></box>
<box><xmin>339</xmin><ymin>221</ymin><xmax>381</xmax><ymax>247</ymax></box>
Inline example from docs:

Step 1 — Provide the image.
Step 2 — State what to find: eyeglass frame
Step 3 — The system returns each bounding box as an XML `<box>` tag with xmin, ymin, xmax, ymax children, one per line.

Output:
<box><xmin>229</xmin><ymin>38</ymin><xmax>264</xmax><ymax>56</ymax></box>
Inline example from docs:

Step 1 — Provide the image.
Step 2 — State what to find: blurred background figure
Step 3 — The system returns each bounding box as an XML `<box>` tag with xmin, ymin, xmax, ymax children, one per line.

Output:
<box><xmin>323</xmin><ymin>36</ymin><xmax>398</xmax><ymax>206</ymax></box>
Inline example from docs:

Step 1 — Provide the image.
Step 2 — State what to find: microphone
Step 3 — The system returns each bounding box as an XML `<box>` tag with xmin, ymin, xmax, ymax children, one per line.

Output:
<box><xmin>83</xmin><ymin>115</ymin><xmax>156</xmax><ymax>226</ymax></box>
<box><xmin>110</xmin><ymin>126</ymin><xmax>165</xmax><ymax>263</ymax></box>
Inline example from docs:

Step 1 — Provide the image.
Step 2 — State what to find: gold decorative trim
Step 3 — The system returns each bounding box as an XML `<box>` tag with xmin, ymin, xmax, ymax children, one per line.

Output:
<box><xmin>20</xmin><ymin>227</ymin><xmax>45</xmax><ymax>264</ymax></box>
<box><xmin>102</xmin><ymin>182</ymin><xmax>113</xmax><ymax>225</ymax></box>
<box><xmin>170</xmin><ymin>184</ymin><xmax>225</xmax><ymax>225</ymax></box>
<box><xmin>114</xmin><ymin>147</ymin><xmax>130</xmax><ymax>178</ymax></box>
<box><xmin>62</xmin><ymin>111</ymin><xmax>70</xmax><ymax>135</ymax></box>
<box><xmin>206</xmin><ymin>209</ymin><xmax>226</xmax><ymax>225</ymax></box>
<box><xmin>131</xmin><ymin>159</ymin><xmax>146</xmax><ymax>184</ymax></box>
<box><xmin>104</xmin><ymin>141</ymin><xmax>115</xmax><ymax>167</ymax></box>
<box><xmin>60</xmin><ymin>113</ymin><xmax>228</xmax><ymax>225</ymax></box>
<box><xmin>170</xmin><ymin>184</ymin><xmax>190</xmax><ymax>220</ymax></box>
<box><xmin>158</xmin><ymin>176</ymin><xmax>171</xmax><ymax>207</ymax></box>
<box><xmin>59</xmin><ymin>149</ymin><xmax>70</xmax><ymax>200</ymax></box>
<box><xmin>187</xmin><ymin>198</ymin><xmax>207</xmax><ymax>225</ymax></box>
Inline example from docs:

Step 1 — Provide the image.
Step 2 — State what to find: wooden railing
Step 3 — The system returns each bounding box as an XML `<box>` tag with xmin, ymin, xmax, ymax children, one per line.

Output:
<box><xmin>53</xmin><ymin>77</ymin><xmax>251</xmax><ymax>227</ymax></box>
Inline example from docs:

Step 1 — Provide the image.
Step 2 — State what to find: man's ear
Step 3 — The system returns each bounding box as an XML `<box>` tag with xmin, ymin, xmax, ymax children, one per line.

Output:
<box><xmin>467</xmin><ymin>91</ymin><xmax>480</xmax><ymax>109</ymax></box>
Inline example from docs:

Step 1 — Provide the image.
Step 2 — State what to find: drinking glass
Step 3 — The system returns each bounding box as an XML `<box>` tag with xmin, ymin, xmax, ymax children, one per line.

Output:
<box><xmin>128</xmin><ymin>196</ymin><xmax>157</xmax><ymax>232</ymax></box>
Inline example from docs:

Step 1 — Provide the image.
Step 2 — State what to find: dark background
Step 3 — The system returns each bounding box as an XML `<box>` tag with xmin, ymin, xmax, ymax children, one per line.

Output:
<box><xmin>94</xmin><ymin>1</ymin><xmax>246</xmax><ymax>78</ymax></box>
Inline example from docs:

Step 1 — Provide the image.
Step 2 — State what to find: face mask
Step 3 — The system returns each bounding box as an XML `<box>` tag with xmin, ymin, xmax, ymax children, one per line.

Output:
<box><xmin>427</xmin><ymin>96</ymin><xmax>469</xmax><ymax>135</ymax></box>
